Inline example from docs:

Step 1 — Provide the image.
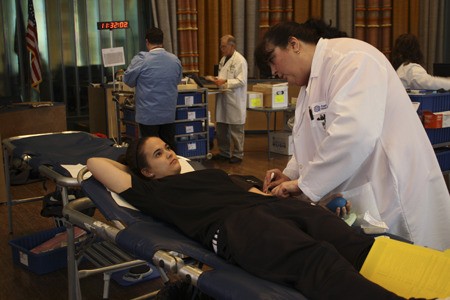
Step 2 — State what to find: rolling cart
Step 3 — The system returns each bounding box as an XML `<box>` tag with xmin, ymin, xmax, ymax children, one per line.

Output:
<box><xmin>115</xmin><ymin>88</ymin><xmax>212</xmax><ymax>160</ymax></box>
<box><xmin>175</xmin><ymin>88</ymin><xmax>212</xmax><ymax>160</ymax></box>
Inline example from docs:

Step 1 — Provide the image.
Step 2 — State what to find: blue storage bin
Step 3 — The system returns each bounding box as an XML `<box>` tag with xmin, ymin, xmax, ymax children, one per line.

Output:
<box><xmin>409</xmin><ymin>91</ymin><xmax>450</xmax><ymax>113</ymax></box>
<box><xmin>425</xmin><ymin>127</ymin><xmax>450</xmax><ymax>145</ymax></box>
<box><xmin>434</xmin><ymin>148</ymin><xmax>450</xmax><ymax>172</ymax></box>
<box><xmin>175</xmin><ymin>121</ymin><xmax>203</xmax><ymax>135</ymax></box>
<box><xmin>9</xmin><ymin>227</ymin><xmax>69</xmax><ymax>275</ymax></box>
<box><xmin>176</xmin><ymin>107</ymin><xmax>206</xmax><ymax>120</ymax></box>
<box><xmin>175</xmin><ymin>139</ymin><xmax>207</xmax><ymax>158</ymax></box>
<box><xmin>177</xmin><ymin>92</ymin><xmax>202</xmax><ymax>106</ymax></box>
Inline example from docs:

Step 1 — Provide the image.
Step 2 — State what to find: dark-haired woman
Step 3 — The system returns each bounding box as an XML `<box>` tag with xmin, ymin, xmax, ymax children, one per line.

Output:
<box><xmin>87</xmin><ymin>136</ymin><xmax>450</xmax><ymax>299</ymax></box>
<box><xmin>257</xmin><ymin>20</ymin><xmax>450</xmax><ymax>251</ymax></box>
<box><xmin>391</xmin><ymin>33</ymin><xmax>450</xmax><ymax>90</ymax></box>
<box><xmin>87</xmin><ymin>136</ymin><xmax>409</xmax><ymax>300</ymax></box>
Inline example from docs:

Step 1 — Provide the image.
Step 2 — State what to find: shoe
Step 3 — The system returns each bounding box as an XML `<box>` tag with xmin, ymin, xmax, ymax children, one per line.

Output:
<box><xmin>211</xmin><ymin>154</ymin><xmax>228</xmax><ymax>161</ymax></box>
<box><xmin>229</xmin><ymin>157</ymin><xmax>242</xmax><ymax>164</ymax></box>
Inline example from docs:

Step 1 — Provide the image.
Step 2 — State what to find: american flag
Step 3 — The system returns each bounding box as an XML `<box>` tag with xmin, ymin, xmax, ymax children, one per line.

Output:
<box><xmin>26</xmin><ymin>0</ymin><xmax>42</xmax><ymax>91</ymax></box>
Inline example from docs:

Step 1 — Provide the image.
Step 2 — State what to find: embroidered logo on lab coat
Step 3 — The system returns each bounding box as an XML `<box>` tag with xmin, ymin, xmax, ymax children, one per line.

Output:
<box><xmin>312</xmin><ymin>102</ymin><xmax>328</xmax><ymax>113</ymax></box>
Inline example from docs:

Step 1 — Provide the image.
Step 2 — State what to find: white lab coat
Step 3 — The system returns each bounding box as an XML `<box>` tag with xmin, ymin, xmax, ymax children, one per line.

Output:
<box><xmin>215</xmin><ymin>51</ymin><xmax>248</xmax><ymax>124</ymax></box>
<box><xmin>283</xmin><ymin>38</ymin><xmax>450</xmax><ymax>250</ymax></box>
<box><xmin>397</xmin><ymin>63</ymin><xmax>450</xmax><ymax>90</ymax></box>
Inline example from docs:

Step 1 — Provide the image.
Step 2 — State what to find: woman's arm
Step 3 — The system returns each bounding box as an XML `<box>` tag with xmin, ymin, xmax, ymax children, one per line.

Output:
<box><xmin>86</xmin><ymin>157</ymin><xmax>132</xmax><ymax>194</ymax></box>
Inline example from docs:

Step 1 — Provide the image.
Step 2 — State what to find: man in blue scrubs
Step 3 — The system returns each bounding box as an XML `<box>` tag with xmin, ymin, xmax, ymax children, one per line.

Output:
<box><xmin>124</xmin><ymin>27</ymin><xmax>182</xmax><ymax>149</ymax></box>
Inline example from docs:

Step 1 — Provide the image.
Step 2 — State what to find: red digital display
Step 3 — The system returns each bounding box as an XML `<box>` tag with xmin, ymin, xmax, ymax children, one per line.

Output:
<box><xmin>97</xmin><ymin>21</ymin><xmax>129</xmax><ymax>30</ymax></box>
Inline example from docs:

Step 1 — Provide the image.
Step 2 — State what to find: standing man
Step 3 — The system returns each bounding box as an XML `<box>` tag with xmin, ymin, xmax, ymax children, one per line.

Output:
<box><xmin>123</xmin><ymin>27</ymin><xmax>182</xmax><ymax>149</ymax></box>
<box><xmin>211</xmin><ymin>35</ymin><xmax>248</xmax><ymax>164</ymax></box>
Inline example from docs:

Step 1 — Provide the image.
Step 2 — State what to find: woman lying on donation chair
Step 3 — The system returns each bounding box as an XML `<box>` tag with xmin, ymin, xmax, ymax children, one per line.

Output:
<box><xmin>87</xmin><ymin>136</ymin><xmax>449</xmax><ymax>300</ymax></box>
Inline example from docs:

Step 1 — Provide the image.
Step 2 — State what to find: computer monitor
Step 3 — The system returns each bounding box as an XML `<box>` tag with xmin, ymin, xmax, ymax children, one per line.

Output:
<box><xmin>433</xmin><ymin>63</ymin><xmax>450</xmax><ymax>77</ymax></box>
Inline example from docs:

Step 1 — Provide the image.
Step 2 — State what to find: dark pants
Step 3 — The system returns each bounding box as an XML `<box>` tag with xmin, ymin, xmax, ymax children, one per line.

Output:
<box><xmin>217</xmin><ymin>199</ymin><xmax>403</xmax><ymax>300</ymax></box>
<box><xmin>139</xmin><ymin>123</ymin><xmax>176</xmax><ymax>150</ymax></box>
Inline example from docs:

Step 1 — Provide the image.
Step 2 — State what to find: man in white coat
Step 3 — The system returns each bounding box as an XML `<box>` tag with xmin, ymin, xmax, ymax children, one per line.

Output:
<box><xmin>211</xmin><ymin>35</ymin><xmax>248</xmax><ymax>164</ymax></box>
<box><xmin>260</xmin><ymin>21</ymin><xmax>450</xmax><ymax>251</ymax></box>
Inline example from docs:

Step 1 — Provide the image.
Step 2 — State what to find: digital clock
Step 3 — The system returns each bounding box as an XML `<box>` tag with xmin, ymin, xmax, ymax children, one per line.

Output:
<box><xmin>97</xmin><ymin>21</ymin><xmax>129</xmax><ymax>30</ymax></box>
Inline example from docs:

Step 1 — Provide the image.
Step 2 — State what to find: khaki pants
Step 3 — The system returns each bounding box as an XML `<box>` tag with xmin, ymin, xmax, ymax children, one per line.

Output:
<box><xmin>216</xmin><ymin>122</ymin><xmax>244</xmax><ymax>159</ymax></box>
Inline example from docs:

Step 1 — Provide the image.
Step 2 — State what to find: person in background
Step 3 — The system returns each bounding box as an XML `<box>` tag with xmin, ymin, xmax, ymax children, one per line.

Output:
<box><xmin>123</xmin><ymin>27</ymin><xmax>182</xmax><ymax>150</ymax></box>
<box><xmin>391</xmin><ymin>33</ymin><xmax>450</xmax><ymax>90</ymax></box>
<box><xmin>210</xmin><ymin>35</ymin><xmax>248</xmax><ymax>164</ymax></box>
<box><xmin>258</xmin><ymin>20</ymin><xmax>450</xmax><ymax>251</ymax></box>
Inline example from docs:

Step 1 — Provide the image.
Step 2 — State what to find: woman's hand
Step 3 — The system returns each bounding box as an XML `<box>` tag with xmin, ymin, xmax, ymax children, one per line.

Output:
<box><xmin>270</xmin><ymin>179</ymin><xmax>302</xmax><ymax>198</ymax></box>
<box><xmin>262</xmin><ymin>169</ymin><xmax>290</xmax><ymax>193</ymax></box>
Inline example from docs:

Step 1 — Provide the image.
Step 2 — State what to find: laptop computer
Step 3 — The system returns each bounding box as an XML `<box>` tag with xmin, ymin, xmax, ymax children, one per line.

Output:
<box><xmin>185</xmin><ymin>73</ymin><xmax>219</xmax><ymax>89</ymax></box>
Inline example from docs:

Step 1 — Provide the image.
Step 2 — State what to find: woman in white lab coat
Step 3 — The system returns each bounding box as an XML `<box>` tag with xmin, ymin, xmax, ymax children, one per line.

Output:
<box><xmin>391</xmin><ymin>33</ymin><xmax>450</xmax><ymax>90</ymax></box>
<box><xmin>259</xmin><ymin>20</ymin><xmax>450</xmax><ymax>251</ymax></box>
<box><xmin>212</xmin><ymin>35</ymin><xmax>248</xmax><ymax>163</ymax></box>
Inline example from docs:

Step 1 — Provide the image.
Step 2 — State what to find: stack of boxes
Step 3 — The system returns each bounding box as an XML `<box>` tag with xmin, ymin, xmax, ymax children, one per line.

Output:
<box><xmin>249</xmin><ymin>82</ymin><xmax>289</xmax><ymax>108</ymax></box>
<box><xmin>247</xmin><ymin>82</ymin><xmax>293</xmax><ymax>155</ymax></box>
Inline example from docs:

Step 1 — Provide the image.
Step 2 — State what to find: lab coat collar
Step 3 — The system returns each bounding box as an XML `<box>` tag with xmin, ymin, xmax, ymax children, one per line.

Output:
<box><xmin>310</xmin><ymin>38</ymin><xmax>326</xmax><ymax>79</ymax></box>
<box><xmin>305</xmin><ymin>38</ymin><xmax>326</xmax><ymax>95</ymax></box>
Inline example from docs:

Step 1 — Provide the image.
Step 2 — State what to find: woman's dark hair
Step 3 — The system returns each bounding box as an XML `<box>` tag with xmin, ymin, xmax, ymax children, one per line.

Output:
<box><xmin>391</xmin><ymin>33</ymin><xmax>424</xmax><ymax>71</ymax></box>
<box><xmin>255</xmin><ymin>19</ymin><xmax>347</xmax><ymax>74</ymax></box>
<box><xmin>120</xmin><ymin>137</ymin><xmax>151</xmax><ymax>179</ymax></box>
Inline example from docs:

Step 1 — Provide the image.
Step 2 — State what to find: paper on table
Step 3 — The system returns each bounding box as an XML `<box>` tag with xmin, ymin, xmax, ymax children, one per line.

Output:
<box><xmin>360</xmin><ymin>236</ymin><xmax>450</xmax><ymax>298</ymax></box>
<box><xmin>61</xmin><ymin>164</ymin><xmax>91</xmax><ymax>179</ymax></box>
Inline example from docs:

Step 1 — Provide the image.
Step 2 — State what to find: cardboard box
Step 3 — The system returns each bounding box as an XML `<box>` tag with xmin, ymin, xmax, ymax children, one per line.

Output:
<box><xmin>177</xmin><ymin>83</ymin><xmax>198</xmax><ymax>91</ymax></box>
<box><xmin>247</xmin><ymin>91</ymin><xmax>263</xmax><ymax>108</ymax></box>
<box><xmin>423</xmin><ymin>111</ymin><xmax>450</xmax><ymax>128</ymax></box>
<box><xmin>269</xmin><ymin>131</ymin><xmax>293</xmax><ymax>155</ymax></box>
<box><xmin>252</xmin><ymin>82</ymin><xmax>288</xmax><ymax>108</ymax></box>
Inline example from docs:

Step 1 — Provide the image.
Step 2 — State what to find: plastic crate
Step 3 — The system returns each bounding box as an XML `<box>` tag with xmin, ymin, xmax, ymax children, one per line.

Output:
<box><xmin>435</xmin><ymin>148</ymin><xmax>450</xmax><ymax>172</ymax></box>
<box><xmin>175</xmin><ymin>121</ymin><xmax>203</xmax><ymax>135</ymax></box>
<box><xmin>176</xmin><ymin>107</ymin><xmax>206</xmax><ymax>120</ymax></box>
<box><xmin>175</xmin><ymin>139</ymin><xmax>207</xmax><ymax>158</ymax></box>
<box><xmin>408</xmin><ymin>91</ymin><xmax>450</xmax><ymax>113</ymax></box>
<box><xmin>177</xmin><ymin>92</ymin><xmax>202</xmax><ymax>106</ymax></box>
<box><xmin>425</xmin><ymin>128</ymin><xmax>450</xmax><ymax>145</ymax></box>
<box><xmin>9</xmin><ymin>227</ymin><xmax>69</xmax><ymax>275</ymax></box>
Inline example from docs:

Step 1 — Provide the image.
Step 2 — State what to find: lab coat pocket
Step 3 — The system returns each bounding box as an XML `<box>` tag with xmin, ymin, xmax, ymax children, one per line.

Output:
<box><xmin>309</xmin><ymin>115</ymin><xmax>327</xmax><ymax>142</ymax></box>
<box><xmin>341</xmin><ymin>182</ymin><xmax>382</xmax><ymax>226</ymax></box>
